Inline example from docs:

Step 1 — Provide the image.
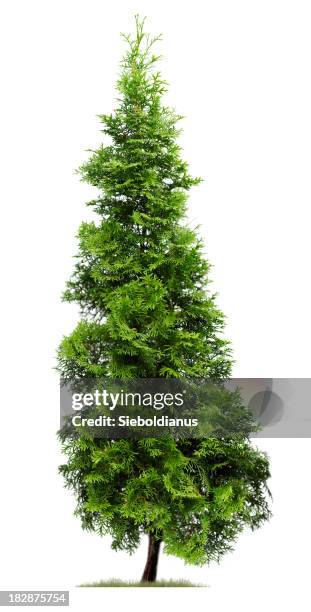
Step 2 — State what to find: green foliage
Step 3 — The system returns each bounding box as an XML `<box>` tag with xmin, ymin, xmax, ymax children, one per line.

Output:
<box><xmin>59</xmin><ymin>435</ymin><xmax>270</xmax><ymax>564</ymax></box>
<box><xmin>59</xmin><ymin>15</ymin><xmax>230</xmax><ymax>382</ymax></box>
<box><xmin>58</xmin><ymin>16</ymin><xmax>271</xmax><ymax>568</ymax></box>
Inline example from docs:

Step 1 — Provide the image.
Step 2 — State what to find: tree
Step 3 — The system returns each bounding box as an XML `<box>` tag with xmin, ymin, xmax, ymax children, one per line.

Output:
<box><xmin>58</xmin><ymin>16</ymin><xmax>271</xmax><ymax>583</ymax></box>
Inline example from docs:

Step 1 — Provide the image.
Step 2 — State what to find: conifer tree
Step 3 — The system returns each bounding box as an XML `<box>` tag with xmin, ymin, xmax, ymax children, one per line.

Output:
<box><xmin>58</xmin><ymin>16</ymin><xmax>271</xmax><ymax>582</ymax></box>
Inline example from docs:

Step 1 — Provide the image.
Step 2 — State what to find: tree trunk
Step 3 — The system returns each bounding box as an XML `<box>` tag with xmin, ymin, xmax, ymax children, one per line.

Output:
<box><xmin>141</xmin><ymin>533</ymin><xmax>161</xmax><ymax>582</ymax></box>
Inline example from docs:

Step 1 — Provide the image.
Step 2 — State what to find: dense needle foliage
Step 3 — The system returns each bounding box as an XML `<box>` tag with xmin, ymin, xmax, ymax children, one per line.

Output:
<box><xmin>58</xmin><ymin>17</ymin><xmax>270</xmax><ymax>576</ymax></box>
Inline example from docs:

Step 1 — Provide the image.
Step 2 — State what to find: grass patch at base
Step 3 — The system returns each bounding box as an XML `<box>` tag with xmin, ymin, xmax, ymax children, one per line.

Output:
<box><xmin>79</xmin><ymin>579</ymin><xmax>204</xmax><ymax>587</ymax></box>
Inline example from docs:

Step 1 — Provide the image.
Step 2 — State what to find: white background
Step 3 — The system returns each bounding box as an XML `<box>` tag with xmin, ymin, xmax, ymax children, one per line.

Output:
<box><xmin>0</xmin><ymin>0</ymin><xmax>310</xmax><ymax>610</ymax></box>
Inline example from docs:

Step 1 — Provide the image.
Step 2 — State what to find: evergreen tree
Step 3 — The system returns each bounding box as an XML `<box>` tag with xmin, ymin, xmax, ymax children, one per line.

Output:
<box><xmin>58</xmin><ymin>16</ymin><xmax>271</xmax><ymax>582</ymax></box>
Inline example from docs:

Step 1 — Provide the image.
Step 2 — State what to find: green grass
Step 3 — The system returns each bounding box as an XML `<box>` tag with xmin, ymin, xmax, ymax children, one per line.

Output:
<box><xmin>79</xmin><ymin>579</ymin><xmax>205</xmax><ymax>587</ymax></box>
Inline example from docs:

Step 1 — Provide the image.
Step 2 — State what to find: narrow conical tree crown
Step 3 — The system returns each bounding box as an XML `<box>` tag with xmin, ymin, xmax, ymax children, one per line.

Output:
<box><xmin>58</xmin><ymin>17</ymin><xmax>270</xmax><ymax>573</ymax></box>
<box><xmin>58</xmin><ymin>15</ymin><xmax>231</xmax><ymax>381</ymax></box>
